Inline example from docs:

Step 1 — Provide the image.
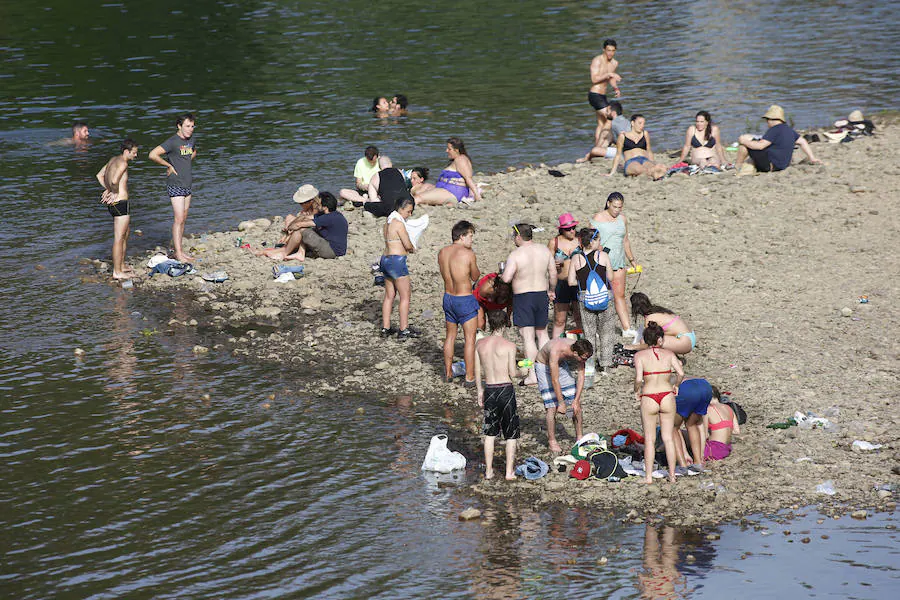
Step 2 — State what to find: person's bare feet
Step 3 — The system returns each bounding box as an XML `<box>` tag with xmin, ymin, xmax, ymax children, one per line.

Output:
<box><xmin>668</xmin><ymin>475</ymin><xmax>677</xmax><ymax>484</ymax></box>
<box><xmin>549</xmin><ymin>441</ymin><xmax>562</xmax><ymax>454</ymax></box>
<box><xmin>112</xmin><ymin>270</ymin><xmax>133</xmax><ymax>280</ymax></box>
<box><xmin>576</xmin><ymin>154</ymin><xmax>591</xmax><ymax>164</ymax></box>
<box><xmin>174</xmin><ymin>253</ymin><xmax>195</xmax><ymax>263</ymax></box>
<box><xmin>283</xmin><ymin>253</ymin><xmax>305</xmax><ymax>261</ymax></box>
<box><xmin>643</xmin><ymin>477</ymin><xmax>653</xmax><ymax>484</ymax></box>
<box><xmin>484</xmin><ymin>470</ymin><xmax>494</xmax><ymax>480</ymax></box>
<box><xmin>505</xmin><ymin>473</ymin><xmax>516</xmax><ymax>481</ymax></box>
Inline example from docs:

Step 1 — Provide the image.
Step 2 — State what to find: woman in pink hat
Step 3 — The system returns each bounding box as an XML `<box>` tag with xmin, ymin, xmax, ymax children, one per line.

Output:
<box><xmin>547</xmin><ymin>212</ymin><xmax>583</xmax><ymax>338</ymax></box>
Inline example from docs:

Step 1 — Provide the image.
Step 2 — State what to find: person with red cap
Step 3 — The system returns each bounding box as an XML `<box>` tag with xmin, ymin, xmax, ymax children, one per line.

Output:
<box><xmin>548</xmin><ymin>212</ymin><xmax>583</xmax><ymax>338</ymax></box>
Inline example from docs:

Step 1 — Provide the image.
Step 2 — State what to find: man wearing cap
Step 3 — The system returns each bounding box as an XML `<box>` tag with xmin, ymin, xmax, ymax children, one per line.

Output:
<box><xmin>735</xmin><ymin>105</ymin><xmax>821</xmax><ymax>173</ymax></box>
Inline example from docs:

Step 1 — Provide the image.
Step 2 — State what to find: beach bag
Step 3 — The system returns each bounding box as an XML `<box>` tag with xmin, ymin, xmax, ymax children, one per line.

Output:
<box><xmin>587</xmin><ymin>449</ymin><xmax>628</xmax><ymax>480</ymax></box>
<box><xmin>421</xmin><ymin>434</ymin><xmax>467</xmax><ymax>473</ymax></box>
<box><xmin>579</xmin><ymin>253</ymin><xmax>610</xmax><ymax>312</ymax></box>
<box><xmin>570</xmin><ymin>432</ymin><xmax>607</xmax><ymax>460</ymax></box>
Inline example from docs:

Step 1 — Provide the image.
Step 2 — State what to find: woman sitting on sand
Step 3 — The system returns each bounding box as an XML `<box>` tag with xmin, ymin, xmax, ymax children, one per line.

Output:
<box><xmin>379</xmin><ymin>197</ymin><xmax>420</xmax><ymax>340</ymax></box>
<box><xmin>590</xmin><ymin>192</ymin><xmax>637</xmax><ymax>339</ymax></box>
<box><xmin>678</xmin><ymin>111</ymin><xmax>728</xmax><ymax>168</ymax></box>
<box><xmin>704</xmin><ymin>386</ymin><xmax>740</xmax><ymax>461</ymax></box>
<box><xmin>628</xmin><ymin>292</ymin><xmax>696</xmax><ymax>355</ymax></box>
<box><xmin>414</xmin><ymin>137</ymin><xmax>482</xmax><ymax>206</ymax></box>
<box><xmin>634</xmin><ymin>322</ymin><xmax>684</xmax><ymax>484</ymax></box>
<box><xmin>408</xmin><ymin>167</ymin><xmax>434</xmax><ymax>196</ymax></box>
<box><xmin>549</xmin><ymin>213</ymin><xmax>583</xmax><ymax>338</ymax></box>
<box><xmin>608</xmin><ymin>114</ymin><xmax>668</xmax><ymax>180</ymax></box>
<box><xmin>473</xmin><ymin>272</ymin><xmax>513</xmax><ymax>330</ymax></box>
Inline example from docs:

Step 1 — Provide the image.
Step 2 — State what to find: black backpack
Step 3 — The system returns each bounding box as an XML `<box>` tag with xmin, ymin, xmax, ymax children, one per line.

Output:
<box><xmin>587</xmin><ymin>449</ymin><xmax>628</xmax><ymax>480</ymax></box>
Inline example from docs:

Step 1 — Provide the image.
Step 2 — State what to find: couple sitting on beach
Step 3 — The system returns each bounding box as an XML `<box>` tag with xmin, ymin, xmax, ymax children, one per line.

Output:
<box><xmin>255</xmin><ymin>185</ymin><xmax>348</xmax><ymax>262</ymax></box>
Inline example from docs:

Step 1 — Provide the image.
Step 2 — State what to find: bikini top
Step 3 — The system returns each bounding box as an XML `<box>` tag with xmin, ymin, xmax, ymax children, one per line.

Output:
<box><xmin>622</xmin><ymin>132</ymin><xmax>647</xmax><ymax>152</ymax></box>
<box><xmin>660</xmin><ymin>315</ymin><xmax>681</xmax><ymax>331</ymax></box>
<box><xmin>553</xmin><ymin>237</ymin><xmax>583</xmax><ymax>262</ymax></box>
<box><xmin>642</xmin><ymin>347</ymin><xmax>672</xmax><ymax>376</ymax></box>
<box><xmin>691</xmin><ymin>134</ymin><xmax>716</xmax><ymax>148</ymax></box>
<box><xmin>708</xmin><ymin>404</ymin><xmax>734</xmax><ymax>431</ymax></box>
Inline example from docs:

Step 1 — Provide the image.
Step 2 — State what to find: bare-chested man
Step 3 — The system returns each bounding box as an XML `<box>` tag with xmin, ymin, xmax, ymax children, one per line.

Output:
<box><xmin>438</xmin><ymin>220</ymin><xmax>481</xmax><ymax>385</ymax></box>
<box><xmin>535</xmin><ymin>337</ymin><xmax>593</xmax><ymax>453</ymax></box>
<box><xmin>587</xmin><ymin>39</ymin><xmax>622</xmax><ymax>148</ymax></box>
<box><xmin>149</xmin><ymin>113</ymin><xmax>197</xmax><ymax>263</ymax></box>
<box><xmin>50</xmin><ymin>121</ymin><xmax>91</xmax><ymax>148</ymax></box>
<box><xmin>501</xmin><ymin>223</ymin><xmax>556</xmax><ymax>385</ymax></box>
<box><xmin>475</xmin><ymin>310</ymin><xmax>520</xmax><ymax>480</ymax></box>
<box><xmin>96</xmin><ymin>139</ymin><xmax>139</xmax><ymax>280</ymax></box>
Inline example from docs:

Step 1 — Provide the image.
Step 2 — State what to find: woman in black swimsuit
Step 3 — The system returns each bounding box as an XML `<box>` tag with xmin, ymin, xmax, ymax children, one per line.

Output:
<box><xmin>678</xmin><ymin>110</ymin><xmax>728</xmax><ymax>167</ymax></box>
<box><xmin>608</xmin><ymin>114</ymin><xmax>667</xmax><ymax>180</ymax></box>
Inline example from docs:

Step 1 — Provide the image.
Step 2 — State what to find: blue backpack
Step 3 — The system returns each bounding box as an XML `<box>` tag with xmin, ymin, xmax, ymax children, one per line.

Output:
<box><xmin>580</xmin><ymin>252</ymin><xmax>610</xmax><ymax>312</ymax></box>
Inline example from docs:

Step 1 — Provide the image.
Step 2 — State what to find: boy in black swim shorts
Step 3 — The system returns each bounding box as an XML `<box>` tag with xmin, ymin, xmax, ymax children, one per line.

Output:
<box><xmin>96</xmin><ymin>139</ymin><xmax>139</xmax><ymax>280</ymax></box>
<box><xmin>475</xmin><ymin>310</ymin><xmax>521</xmax><ymax>480</ymax></box>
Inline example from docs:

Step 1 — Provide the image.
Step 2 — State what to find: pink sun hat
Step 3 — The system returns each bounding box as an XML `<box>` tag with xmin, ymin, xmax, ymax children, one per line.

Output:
<box><xmin>557</xmin><ymin>213</ymin><xmax>579</xmax><ymax>229</ymax></box>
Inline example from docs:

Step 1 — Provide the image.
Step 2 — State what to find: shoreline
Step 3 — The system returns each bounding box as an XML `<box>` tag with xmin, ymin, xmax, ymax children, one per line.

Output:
<box><xmin>86</xmin><ymin>116</ymin><xmax>899</xmax><ymax>526</ymax></box>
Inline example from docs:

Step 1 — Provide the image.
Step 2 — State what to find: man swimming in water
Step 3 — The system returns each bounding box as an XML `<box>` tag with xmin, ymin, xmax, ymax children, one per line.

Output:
<box><xmin>588</xmin><ymin>39</ymin><xmax>622</xmax><ymax>148</ymax></box>
<box><xmin>96</xmin><ymin>139</ymin><xmax>139</xmax><ymax>280</ymax></box>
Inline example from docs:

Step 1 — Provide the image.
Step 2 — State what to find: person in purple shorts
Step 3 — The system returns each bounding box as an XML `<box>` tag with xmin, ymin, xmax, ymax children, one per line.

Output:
<box><xmin>438</xmin><ymin>220</ymin><xmax>481</xmax><ymax>386</ymax></box>
<box><xmin>149</xmin><ymin>113</ymin><xmax>197</xmax><ymax>262</ymax></box>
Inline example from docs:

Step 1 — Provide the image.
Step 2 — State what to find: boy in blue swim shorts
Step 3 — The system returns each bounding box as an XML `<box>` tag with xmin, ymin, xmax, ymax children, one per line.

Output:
<box><xmin>437</xmin><ymin>221</ymin><xmax>481</xmax><ymax>386</ymax></box>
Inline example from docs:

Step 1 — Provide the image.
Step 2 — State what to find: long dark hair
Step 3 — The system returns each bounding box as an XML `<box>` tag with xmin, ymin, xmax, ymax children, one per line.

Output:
<box><xmin>605</xmin><ymin>191</ymin><xmax>624</xmax><ymax>209</ymax></box>
<box><xmin>696</xmin><ymin>110</ymin><xmax>712</xmax><ymax>142</ymax></box>
<box><xmin>447</xmin><ymin>137</ymin><xmax>469</xmax><ymax>165</ymax></box>
<box><xmin>630</xmin><ymin>292</ymin><xmax>674</xmax><ymax>317</ymax></box>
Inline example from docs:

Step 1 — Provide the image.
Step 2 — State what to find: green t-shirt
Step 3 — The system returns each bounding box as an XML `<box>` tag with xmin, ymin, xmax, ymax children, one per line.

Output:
<box><xmin>353</xmin><ymin>157</ymin><xmax>379</xmax><ymax>187</ymax></box>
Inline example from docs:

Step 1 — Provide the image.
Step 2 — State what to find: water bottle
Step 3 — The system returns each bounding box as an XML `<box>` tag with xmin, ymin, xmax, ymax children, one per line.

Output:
<box><xmin>451</xmin><ymin>361</ymin><xmax>466</xmax><ymax>377</ymax></box>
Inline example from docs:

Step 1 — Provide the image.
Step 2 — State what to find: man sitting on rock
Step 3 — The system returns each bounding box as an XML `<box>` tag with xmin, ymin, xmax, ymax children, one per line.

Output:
<box><xmin>257</xmin><ymin>188</ymin><xmax>347</xmax><ymax>261</ymax></box>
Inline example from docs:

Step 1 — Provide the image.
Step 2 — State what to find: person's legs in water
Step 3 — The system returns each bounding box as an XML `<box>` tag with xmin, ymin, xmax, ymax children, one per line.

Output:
<box><xmin>610</xmin><ymin>268</ymin><xmax>630</xmax><ymax>331</ymax></box>
<box><xmin>170</xmin><ymin>194</ymin><xmax>193</xmax><ymax>262</ymax></box>
<box><xmin>395</xmin><ymin>275</ymin><xmax>411</xmax><ymax>331</ymax></box>
<box><xmin>111</xmin><ymin>213</ymin><xmax>133</xmax><ymax>279</ymax></box>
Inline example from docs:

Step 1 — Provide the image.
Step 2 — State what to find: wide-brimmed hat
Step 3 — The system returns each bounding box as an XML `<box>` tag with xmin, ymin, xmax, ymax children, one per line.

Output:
<box><xmin>848</xmin><ymin>109</ymin><xmax>864</xmax><ymax>123</ymax></box>
<box><xmin>292</xmin><ymin>184</ymin><xmax>319</xmax><ymax>204</ymax></box>
<box><xmin>557</xmin><ymin>212</ymin><xmax>579</xmax><ymax>229</ymax></box>
<box><xmin>762</xmin><ymin>105</ymin><xmax>786</xmax><ymax>122</ymax></box>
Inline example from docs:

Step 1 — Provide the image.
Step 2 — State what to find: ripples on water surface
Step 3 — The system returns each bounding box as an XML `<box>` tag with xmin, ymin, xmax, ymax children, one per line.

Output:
<box><xmin>1</xmin><ymin>0</ymin><xmax>899</xmax><ymax>597</ymax></box>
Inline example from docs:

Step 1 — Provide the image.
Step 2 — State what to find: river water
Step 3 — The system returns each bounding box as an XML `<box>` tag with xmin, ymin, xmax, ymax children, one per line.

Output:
<box><xmin>1</xmin><ymin>0</ymin><xmax>898</xmax><ymax>597</ymax></box>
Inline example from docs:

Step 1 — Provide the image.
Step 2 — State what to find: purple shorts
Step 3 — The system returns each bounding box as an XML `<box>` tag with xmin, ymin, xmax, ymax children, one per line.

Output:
<box><xmin>704</xmin><ymin>440</ymin><xmax>732</xmax><ymax>461</ymax></box>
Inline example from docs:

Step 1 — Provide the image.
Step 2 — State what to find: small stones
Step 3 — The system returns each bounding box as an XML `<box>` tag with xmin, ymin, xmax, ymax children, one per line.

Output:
<box><xmin>459</xmin><ymin>507</ymin><xmax>482</xmax><ymax>521</ymax></box>
<box><xmin>597</xmin><ymin>557</ymin><xmax>608</xmax><ymax>566</ymax></box>
<box><xmin>840</xmin><ymin>307</ymin><xmax>853</xmax><ymax>317</ymax></box>
<box><xmin>706</xmin><ymin>533</ymin><xmax>720</xmax><ymax>541</ymax></box>
<box><xmin>801</xmin><ymin>537</ymin><xmax>811</xmax><ymax>544</ymax></box>
<box><xmin>851</xmin><ymin>510</ymin><xmax>868</xmax><ymax>520</ymax></box>
<box><xmin>73</xmin><ymin>348</ymin><xmax>85</xmax><ymax>356</ymax></box>
<box><xmin>374</xmin><ymin>361</ymin><xmax>391</xmax><ymax>370</ymax></box>
<box><xmin>192</xmin><ymin>345</ymin><xmax>209</xmax><ymax>354</ymax></box>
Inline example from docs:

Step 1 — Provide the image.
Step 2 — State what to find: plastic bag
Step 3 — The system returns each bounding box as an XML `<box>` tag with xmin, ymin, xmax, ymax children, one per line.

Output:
<box><xmin>421</xmin><ymin>434</ymin><xmax>467</xmax><ymax>473</ymax></box>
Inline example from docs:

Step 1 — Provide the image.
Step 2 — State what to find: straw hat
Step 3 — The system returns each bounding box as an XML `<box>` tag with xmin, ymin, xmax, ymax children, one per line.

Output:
<box><xmin>762</xmin><ymin>105</ymin><xmax>786</xmax><ymax>122</ymax></box>
<box><xmin>292</xmin><ymin>184</ymin><xmax>319</xmax><ymax>204</ymax></box>
<box><xmin>848</xmin><ymin>109</ymin><xmax>864</xmax><ymax>123</ymax></box>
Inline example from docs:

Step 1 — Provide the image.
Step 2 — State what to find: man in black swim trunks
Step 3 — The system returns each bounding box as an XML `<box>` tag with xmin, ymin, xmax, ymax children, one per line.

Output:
<box><xmin>96</xmin><ymin>139</ymin><xmax>139</xmax><ymax>280</ymax></box>
<box><xmin>588</xmin><ymin>39</ymin><xmax>622</xmax><ymax>147</ymax></box>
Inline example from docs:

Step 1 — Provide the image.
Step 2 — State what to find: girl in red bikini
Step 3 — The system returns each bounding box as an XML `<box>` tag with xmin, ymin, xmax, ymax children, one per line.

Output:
<box><xmin>633</xmin><ymin>322</ymin><xmax>684</xmax><ymax>484</ymax></box>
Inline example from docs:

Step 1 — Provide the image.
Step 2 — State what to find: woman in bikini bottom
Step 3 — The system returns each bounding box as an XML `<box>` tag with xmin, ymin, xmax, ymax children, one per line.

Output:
<box><xmin>633</xmin><ymin>322</ymin><xmax>684</xmax><ymax>483</ymax></box>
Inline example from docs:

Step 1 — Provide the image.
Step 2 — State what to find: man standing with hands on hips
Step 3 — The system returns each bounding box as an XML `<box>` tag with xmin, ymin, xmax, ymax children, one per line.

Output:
<box><xmin>149</xmin><ymin>113</ymin><xmax>197</xmax><ymax>262</ymax></box>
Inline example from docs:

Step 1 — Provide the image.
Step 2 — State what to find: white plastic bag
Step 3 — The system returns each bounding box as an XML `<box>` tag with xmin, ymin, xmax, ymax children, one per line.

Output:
<box><xmin>421</xmin><ymin>434</ymin><xmax>466</xmax><ymax>473</ymax></box>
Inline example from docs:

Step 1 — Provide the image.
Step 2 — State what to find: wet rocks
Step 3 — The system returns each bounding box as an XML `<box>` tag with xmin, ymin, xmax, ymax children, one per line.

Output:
<box><xmin>458</xmin><ymin>507</ymin><xmax>482</xmax><ymax>521</ymax></box>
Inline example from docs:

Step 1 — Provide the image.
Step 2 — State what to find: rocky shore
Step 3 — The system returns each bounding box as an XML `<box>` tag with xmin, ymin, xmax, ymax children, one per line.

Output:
<box><xmin>92</xmin><ymin>118</ymin><xmax>899</xmax><ymax>525</ymax></box>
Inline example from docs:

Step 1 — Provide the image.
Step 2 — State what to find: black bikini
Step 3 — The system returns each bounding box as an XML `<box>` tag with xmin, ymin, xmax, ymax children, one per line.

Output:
<box><xmin>622</xmin><ymin>133</ymin><xmax>647</xmax><ymax>151</ymax></box>
<box><xmin>691</xmin><ymin>134</ymin><xmax>716</xmax><ymax>148</ymax></box>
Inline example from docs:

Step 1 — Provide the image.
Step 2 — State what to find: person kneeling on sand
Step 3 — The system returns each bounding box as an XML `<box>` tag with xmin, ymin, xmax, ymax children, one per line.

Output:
<box><xmin>703</xmin><ymin>385</ymin><xmax>740</xmax><ymax>462</ymax></box>
<box><xmin>475</xmin><ymin>310</ymin><xmax>521</xmax><ymax>480</ymax></box>
<box><xmin>534</xmin><ymin>337</ymin><xmax>593</xmax><ymax>454</ymax></box>
<box><xmin>257</xmin><ymin>190</ymin><xmax>347</xmax><ymax>261</ymax></box>
<box><xmin>633</xmin><ymin>322</ymin><xmax>683</xmax><ymax>484</ymax></box>
<box><xmin>734</xmin><ymin>104</ymin><xmax>820</xmax><ymax>173</ymax></box>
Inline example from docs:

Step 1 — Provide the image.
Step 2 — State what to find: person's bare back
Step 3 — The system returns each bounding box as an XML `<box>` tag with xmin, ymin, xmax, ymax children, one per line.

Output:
<box><xmin>504</xmin><ymin>242</ymin><xmax>555</xmax><ymax>294</ymax></box>
<box><xmin>98</xmin><ymin>155</ymin><xmax>129</xmax><ymax>203</ymax></box>
<box><xmin>438</xmin><ymin>243</ymin><xmax>479</xmax><ymax>295</ymax></box>
<box><xmin>476</xmin><ymin>334</ymin><xmax>517</xmax><ymax>386</ymax></box>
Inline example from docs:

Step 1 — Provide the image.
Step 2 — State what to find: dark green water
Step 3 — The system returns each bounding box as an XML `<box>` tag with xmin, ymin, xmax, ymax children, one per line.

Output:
<box><xmin>1</xmin><ymin>1</ymin><xmax>898</xmax><ymax>597</ymax></box>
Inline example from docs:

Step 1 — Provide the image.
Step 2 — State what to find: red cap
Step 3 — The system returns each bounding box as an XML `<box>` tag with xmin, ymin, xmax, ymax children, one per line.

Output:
<box><xmin>570</xmin><ymin>459</ymin><xmax>592</xmax><ymax>480</ymax></box>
